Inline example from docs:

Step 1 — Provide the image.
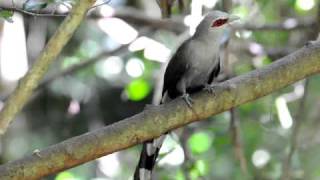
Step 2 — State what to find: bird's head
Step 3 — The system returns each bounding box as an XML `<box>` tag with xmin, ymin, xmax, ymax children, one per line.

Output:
<box><xmin>194</xmin><ymin>11</ymin><xmax>239</xmax><ymax>40</ymax></box>
<box><xmin>206</xmin><ymin>11</ymin><xmax>239</xmax><ymax>29</ymax></box>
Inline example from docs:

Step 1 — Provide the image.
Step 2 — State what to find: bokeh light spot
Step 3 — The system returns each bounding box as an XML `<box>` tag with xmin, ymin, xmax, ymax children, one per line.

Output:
<box><xmin>125</xmin><ymin>58</ymin><xmax>145</xmax><ymax>77</ymax></box>
<box><xmin>252</xmin><ymin>149</ymin><xmax>271</xmax><ymax>168</ymax></box>
<box><xmin>231</xmin><ymin>6</ymin><xmax>249</xmax><ymax>19</ymax></box>
<box><xmin>295</xmin><ymin>0</ymin><xmax>315</xmax><ymax>11</ymax></box>
<box><xmin>55</xmin><ymin>172</ymin><xmax>77</xmax><ymax>180</ymax></box>
<box><xmin>188</xmin><ymin>131</ymin><xmax>213</xmax><ymax>154</ymax></box>
<box><xmin>98</xmin><ymin>18</ymin><xmax>138</xmax><ymax>44</ymax></box>
<box><xmin>0</xmin><ymin>13</ymin><xmax>28</xmax><ymax>81</ymax></box>
<box><xmin>95</xmin><ymin>56</ymin><xmax>123</xmax><ymax>79</ymax></box>
<box><xmin>126</xmin><ymin>79</ymin><xmax>151</xmax><ymax>101</ymax></box>
<box><xmin>195</xmin><ymin>159</ymin><xmax>208</xmax><ymax>175</ymax></box>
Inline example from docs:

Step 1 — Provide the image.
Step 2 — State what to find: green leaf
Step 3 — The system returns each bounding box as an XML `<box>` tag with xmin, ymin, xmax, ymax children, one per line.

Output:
<box><xmin>126</xmin><ymin>79</ymin><xmax>151</xmax><ymax>101</ymax></box>
<box><xmin>23</xmin><ymin>0</ymin><xmax>48</xmax><ymax>11</ymax></box>
<box><xmin>0</xmin><ymin>10</ymin><xmax>14</xmax><ymax>22</ymax></box>
<box><xmin>0</xmin><ymin>10</ymin><xmax>14</xmax><ymax>18</ymax></box>
<box><xmin>188</xmin><ymin>131</ymin><xmax>213</xmax><ymax>154</ymax></box>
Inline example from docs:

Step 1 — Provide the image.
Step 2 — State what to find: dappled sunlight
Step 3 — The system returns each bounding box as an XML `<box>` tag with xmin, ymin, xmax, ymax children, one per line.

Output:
<box><xmin>276</xmin><ymin>82</ymin><xmax>306</xmax><ymax>129</ymax></box>
<box><xmin>129</xmin><ymin>36</ymin><xmax>171</xmax><ymax>63</ymax></box>
<box><xmin>0</xmin><ymin>13</ymin><xmax>28</xmax><ymax>82</ymax></box>
<box><xmin>125</xmin><ymin>58</ymin><xmax>144</xmax><ymax>78</ymax></box>
<box><xmin>295</xmin><ymin>0</ymin><xmax>315</xmax><ymax>11</ymax></box>
<box><xmin>98</xmin><ymin>153</ymin><xmax>121</xmax><ymax>178</ymax></box>
<box><xmin>158</xmin><ymin>135</ymin><xmax>185</xmax><ymax>166</ymax></box>
<box><xmin>95</xmin><ymin>56</ymin><xmax>124</xmax><ymax>79</ymax></box>
<box><xmin>275</xmin><ymin>97</ymin><xmax>293</xmax><ymax>129</ymax></box>
<box><xmin>252</xmin><ymin>149</ymin><xmax>271</xmax><ymax>168</ymax></box>
<box><xmin>98</xmin><ymin>18</ymin><xmax>138</xmax><ymax>45</ymax></box>
<box><xmin>98</xmin><ymin>4</ymin><xmax>115</xmax><ymax>17</ymax></box>
<box><xmin>67</xmin><ymin>99</ymin><xmax>80</xmax><ymax>116</ymax></box>
<box><xmin>158</xmin><ymin>145</ymin><xmax>185</xmax><ymax>166</ymax></box>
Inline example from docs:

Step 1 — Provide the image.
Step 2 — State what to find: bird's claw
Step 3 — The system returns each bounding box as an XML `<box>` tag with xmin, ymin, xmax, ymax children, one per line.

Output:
<box><xmin>181</xmin><ymin>93</ymin><xmax>193</xmax><ymax>107</ymax></box>
<box><xmin>33</xmin><ymin>149</ymin><xmax>42</xmax><ymax>157</ymax></box>
<box><xmin>305</xmin><ymin>40</ymin><xmax>317</xmax><ymax>47</ymax></box>
<box><xmin>204</xmin><ymin>84</ymin><xmax>218</xmax><ymax>94</ymax></box>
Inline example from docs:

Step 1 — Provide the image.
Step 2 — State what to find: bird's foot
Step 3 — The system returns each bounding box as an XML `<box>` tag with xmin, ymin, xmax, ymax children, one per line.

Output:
<box><xmin>33</xmin><ymin>149</ymin><xmax>42</xmax><ymax>157</ymax></box>
<box><xmin>305</xmin><ymin>39</ymin><xmax>319</xmax><ymax>47</ymax></box>
<box><xmin>305</xmin><ymin>41</ymin><xmax>315</xmax><ymax>47</ymax></box>
<box><xmin>204</xmin><ymin>83</ymin><xmax>219</xmax><ymax>95</ymax></box>
<box><xmin>181</xmin><ymin>93</ymin><xmax>193</xmax><ymax>107</ymax></box>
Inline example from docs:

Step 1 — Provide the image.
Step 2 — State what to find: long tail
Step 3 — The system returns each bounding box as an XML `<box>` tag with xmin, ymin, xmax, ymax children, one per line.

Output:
<box><xmin>134</xmin><ymin>135</ymin><xmax>166</xmax><ymax>180</ymax></box>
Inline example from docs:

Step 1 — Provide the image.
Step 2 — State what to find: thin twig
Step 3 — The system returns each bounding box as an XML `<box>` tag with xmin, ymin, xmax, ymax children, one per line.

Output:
<box><xmin>0</xmin><ymin>6</ymin><xmax>67</xmax><ymax>17</ymax></box>
<box><xmin>281</xmin><ymin>79</ymin><xmax>310</xmax><ymax>180</ymax></box>
<box><xmin>157</xmin><ymin>0</ymin><xmax>172</xmax><ymax>18</ymax></box>
<box><xmin>230</xmin><ymin>108</ymin><xmax>248</xmax><ymax>173</ymax></box>
<box><xmin>225</xmin><ymin>33</ymin><xmax>248</xmax><ymax>176</ymax></box>
<box><xmin>236</xmin><ymin>21</ymin><xmax>316</xmax><ymax>31</ymax></box>
<box><xmin>222</xmin><ymin>1</ymin><xmax>248</xmax><ymax>173</ymax></box>
<box><xmin>180</xmin><ymin>127</ymin><xmax>194</xmax><ymax>180</ymax></box>
<box><xmin>90</xmin><ymin>0</ymin><xmax>112</xmax><ymax>10</ymax></box>
<box><xmin>0</xmin><ymin>0</ymin><xmax>111</xmax><ymax>17</ymax></box>
<box><xmin>37</xmin><ymin>45</ymin><xmax>128</xmax><ymax>90</ymax></box>
<box><xmin>0</xmin><ymin>5</ymin><xmax>316</xmax><ymax>32</ymax></box>
<box><xmin>281</xmin><ymin>4</ymin><xmax>320</xmax><ymax>178</ymax></box>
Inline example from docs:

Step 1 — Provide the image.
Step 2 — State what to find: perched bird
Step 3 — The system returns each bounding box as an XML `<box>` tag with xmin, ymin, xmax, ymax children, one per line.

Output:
<box><xmin>134</xmin><ymin>11</ymin><xmax>239</xmax><ymax>180</ymax></box>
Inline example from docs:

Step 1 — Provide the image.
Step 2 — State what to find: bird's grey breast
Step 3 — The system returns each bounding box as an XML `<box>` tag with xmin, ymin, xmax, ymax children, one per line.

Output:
<box><xmin>184</xmin><ymin>40</ymin><xmax>220</xmax><ymax>86</ymax></box>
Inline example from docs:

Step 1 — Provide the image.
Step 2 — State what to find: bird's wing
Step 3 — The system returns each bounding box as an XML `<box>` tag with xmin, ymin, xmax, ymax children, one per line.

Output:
<box><xmin>162</xmin><ymin>39</ymin><xmax>192</xmax><ymax>99</ymax></box>
<box><xmin>207</xmin><ymin>56</ymin><xmax>221</xmax><ymax>84</ymax></box>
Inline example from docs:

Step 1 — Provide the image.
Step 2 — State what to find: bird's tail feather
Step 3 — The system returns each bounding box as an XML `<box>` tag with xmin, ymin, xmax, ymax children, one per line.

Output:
<box><xmin>134</xmin><ymin>135</ymin><xmax>166</xmax><ymax>180</ymax></box>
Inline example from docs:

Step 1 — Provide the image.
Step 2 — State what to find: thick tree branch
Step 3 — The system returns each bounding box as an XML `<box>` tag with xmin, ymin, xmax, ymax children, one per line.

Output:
<box><xmin>0</xmin><ymin>42</ymin><xmax>319</xmax><ymax>179</ymax></box>
<box><xmin>0</xmin><ymin>0</ymin><xmax>96</xmax><ymax>134</ymax></box>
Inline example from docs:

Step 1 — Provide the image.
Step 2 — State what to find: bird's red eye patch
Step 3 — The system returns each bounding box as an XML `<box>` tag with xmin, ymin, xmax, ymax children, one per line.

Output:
<box><xmin>211</xmin><ymin>18</ymin><xmax>228</xmax><ymax>27</ymax></box>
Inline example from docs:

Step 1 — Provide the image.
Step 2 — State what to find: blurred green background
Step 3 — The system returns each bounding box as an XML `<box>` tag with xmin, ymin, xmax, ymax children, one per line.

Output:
<box><xmin>0</xmin><ymin>0</ymin><xmax>319</xmax><ymax>179</ymax></box>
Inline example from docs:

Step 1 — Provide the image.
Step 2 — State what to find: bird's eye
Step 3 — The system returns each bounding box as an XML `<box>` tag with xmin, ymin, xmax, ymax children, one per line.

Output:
<box><xmin>211</xmin><ymin>18</ymin><xmax>228</xmax><ymax>27</ymax></box>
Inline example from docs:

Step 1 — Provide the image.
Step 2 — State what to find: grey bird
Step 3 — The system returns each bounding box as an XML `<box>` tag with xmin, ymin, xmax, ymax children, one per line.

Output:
<box><xmin>134</xmin><ymin>10</ymin><xmax>239</xmax><ymax>180</ymax></box>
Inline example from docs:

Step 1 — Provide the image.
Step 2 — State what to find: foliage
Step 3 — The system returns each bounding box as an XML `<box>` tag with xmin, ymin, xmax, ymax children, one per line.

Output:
<box><xmin>0</xmin><ymin>9</ymin><xmax>13</xmax><ymax>22</ymax></box>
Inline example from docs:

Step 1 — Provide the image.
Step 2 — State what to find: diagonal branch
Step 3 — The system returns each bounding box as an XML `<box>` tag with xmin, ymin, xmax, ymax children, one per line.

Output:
<box><xmin>0</xmin><ymin>41</ymin><xmax>319</xmax><ymax>179</ymax></box>
<box><xmin>37</xmin><ymin>44</ymin><xmax>129</xmax><ymax>90</ymax></box>
<box><xmin>0</xmin><ymin>0</ymin><xmax>97</xmax><ymax>135</ymax></box>
<box><xmin>0</xmin><ymin>6</ymin><xmax>67</xmax><ymax>17</ymax></box>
